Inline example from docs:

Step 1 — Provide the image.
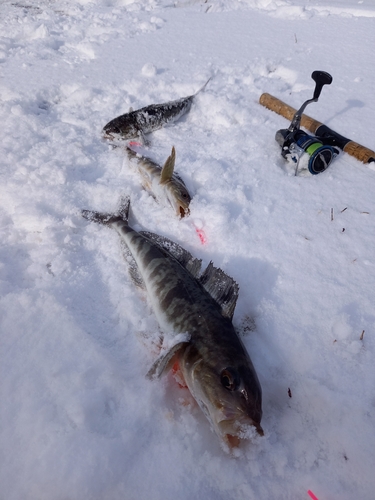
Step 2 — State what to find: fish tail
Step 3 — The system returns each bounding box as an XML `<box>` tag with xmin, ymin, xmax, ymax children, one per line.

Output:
<box><xmin>117</xmin><ymin>196</ymin><xmax>131</xmax><ymax>222</ymax></box>
<box><xmin>81</xmin><ymin>196</ymin><xmax>130</xmax><ymax>226</ymax></box>
<box><xmin>126</xmin><ymin>144</ymin><xmax>141</xmax><ymax>159</ymax></box>
<box><xmin>194</xmin><ymin>76</ymin><xmax>212</xmax><ymax>96</ymax></box>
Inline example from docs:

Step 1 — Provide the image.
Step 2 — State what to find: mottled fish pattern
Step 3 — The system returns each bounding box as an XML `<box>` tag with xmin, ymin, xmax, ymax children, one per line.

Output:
<box><xmin>82</xmin><ymin>197</ymin><xmax>263</xmax><ymax>447</ymax></box>
<box><xmin>103</xmin><ymin>78</ymin><xmax>211</xmax><ymax>141</ymax></box>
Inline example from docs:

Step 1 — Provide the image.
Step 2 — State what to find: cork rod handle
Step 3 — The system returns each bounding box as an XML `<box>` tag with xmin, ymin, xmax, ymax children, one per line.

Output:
<box><xmin>259</xmin><ymin>93</ymin><xmax>375</xmax><ymax>164</ymax></box>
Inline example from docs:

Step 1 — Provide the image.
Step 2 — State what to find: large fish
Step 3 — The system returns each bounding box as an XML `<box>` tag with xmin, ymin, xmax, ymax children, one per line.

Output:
<box><xmin>103</xmin><ymin>78</ymin><xmax>211</xmax><ymax>141</ymax></box>
<box><xmin>82</xmin><ymin>197</ymin><xmax>263</xmax><ymax>448</ymax></box>
<box><xmin>126</xmin><ymin>144</ymin><xmax>191</xmax><ymax>218</ymax></box>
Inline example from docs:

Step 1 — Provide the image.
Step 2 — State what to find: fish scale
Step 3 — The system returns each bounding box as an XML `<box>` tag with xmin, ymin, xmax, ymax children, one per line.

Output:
<box><xmin>82</xmin><ymin>197</ymin><xmax>263</xmax><ymax>447</ymax></box>
<box><xmin>133</xmin><ymin>97</ymin><xmax>193</xmax><ymax>133</ymax></box>
<box><xmin>102</xmin><ymin>78</ymin><xmax>211</xmax><ymax>141</ymax></box>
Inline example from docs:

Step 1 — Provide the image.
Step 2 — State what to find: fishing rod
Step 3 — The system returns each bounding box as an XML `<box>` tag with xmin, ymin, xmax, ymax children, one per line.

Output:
<box><xmin>259</xmin><ymin>71</ymin><xmax>375</xmax><ymax>176</ymax></box>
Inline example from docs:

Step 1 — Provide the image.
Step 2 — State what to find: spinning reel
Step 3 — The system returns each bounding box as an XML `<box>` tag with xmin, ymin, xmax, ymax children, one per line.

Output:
<box><xmin>276</xmin><ymin>71</ymin><xmax>339</xmax><ymax>175</ymax></box>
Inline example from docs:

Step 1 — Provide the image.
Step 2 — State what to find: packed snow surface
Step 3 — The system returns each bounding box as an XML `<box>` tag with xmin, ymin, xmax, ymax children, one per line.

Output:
<box><xmin>1</xmin><ymin>0</ymin><xmax>375</xmax><ymax>499</ymax></box>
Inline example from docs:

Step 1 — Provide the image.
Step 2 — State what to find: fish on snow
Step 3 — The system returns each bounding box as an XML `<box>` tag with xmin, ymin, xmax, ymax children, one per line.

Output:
<box><xmin>126</xmin><ymin>143</ymin><xmax>191</xmax><ymax>218</ymax></box>
<box><xmin>82</xmin><ymin>197</ymin><xmax>263</xmax><ymax>449</ymax></box>
<box><xmin>103</xmin><ymin>78</ymin><xmax>211</xmax><ymax>142</ymax></box>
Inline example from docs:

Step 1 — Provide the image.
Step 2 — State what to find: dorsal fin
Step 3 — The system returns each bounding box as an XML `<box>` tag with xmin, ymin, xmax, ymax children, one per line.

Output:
<box><xmin>160</xmin><ymin>146</ymin><xmax>176</xmax><ymax>184</ymax></box>
<box><xmin>199</xmin><ymin>262</ymin><xmax>239</xmax><ymax>320</ymax></box>
<box><xmin>139</xmin><ymin>231</ymin><xmax>202</xmax><ymax>278</ymax></box>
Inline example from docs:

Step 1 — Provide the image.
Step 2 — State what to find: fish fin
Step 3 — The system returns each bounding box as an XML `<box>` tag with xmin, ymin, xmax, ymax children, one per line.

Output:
<box><xmin>185</xmin><ymin>257</ymin><xmax>202</xmax><ymax>278</ymax></box>
<box><xmin>194</xmin><ymin>76</ymin><xmax>212</xmax><ymax>96</ymax></box>
<box><xmin>126</xmin><ymin>145</ymin><xmax>137</xmax><ymax>159</ymax></box>
<box><xmin>119</xmin><ymin>240</ymin><xmax>145</xmax><ymax>289</ymax></box>
<box><xmin>139</xmin><ymin>231</ymin><xmax>202</xmax><ymax>278</ymax></box>
<box><xmin>147</xmin><ymin>339</ymin><xmax>190</xmax><ymax>379</ymax></box>
<box><xmin>81</xmin><ymin>208</ymin><xmax>121</xmax><ymax>225</ymax></box>
<box><xmin>126</xmin><ymin>145</ymin><xmax>158</xmax><ymax>174</ymax></box>
<box><xmin>159</xmin><ymin>146</ymin><xmax>176</xmax><ymax>184</ymax></box>
<box><xmin>126</xmin><ymin>146</ymin><xmax>147</xmax><ymax>170</ymax></box>
<box><xmin>199</xmin><ymin>262</ymin><xmax>239</xmax><ymax>320</ymax></box>
<box><xmin>139</xmin><ymin>130</ymin><xmax>151</xmax><ymax>146</ymax></box>
<box><xmin>81</xmin><ymin>196</ymin><xmax>131</xmax><ymax>225</ymax></box>
<box><xmin>128</xmin><ymin>262</ymin><xmax>145</xmax><ymax>288</ymax></box>
<box><xmin>81</xmin><ymin>209</ymin><xmax>117</xmax><ymax>225</ymax></box>
<box><xmin>117</xmin><ymin>196</ymin><xmax>131</xmax><ymax>222</ymax></box>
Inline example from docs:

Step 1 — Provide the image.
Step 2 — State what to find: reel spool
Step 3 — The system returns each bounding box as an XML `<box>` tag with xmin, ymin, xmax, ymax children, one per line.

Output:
<box><xmin>276</xmin><ymin>128</ymin><xmax>338</xmax><ymax>175</ymax></box>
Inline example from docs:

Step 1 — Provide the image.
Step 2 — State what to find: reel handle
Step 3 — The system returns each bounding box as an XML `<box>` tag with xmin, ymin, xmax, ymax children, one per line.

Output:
<box><xmin>312</xmin><ymin>71</ymin><xmax>333</xmax><ymax>100</ymax></box>
<box><xmin>288</xmin><ymin>71</ymin><xmax>333</xmax><ymax>132</ymax></box>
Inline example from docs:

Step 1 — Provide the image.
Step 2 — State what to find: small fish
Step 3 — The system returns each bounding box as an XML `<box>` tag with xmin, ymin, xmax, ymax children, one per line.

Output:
<box><xmin>103</xmin><ymin>78</ymin><xmax>211</xmax><ymax>141</ymax></box>
<box><xmin>126</xmin><ymin>144</ymin><xmax>191</xmax><ymax>217</ymax></box>
<box><xmin>82</xmin><ymin>197</ymin><xmax>263</xmax><ymax>448</ymax></box>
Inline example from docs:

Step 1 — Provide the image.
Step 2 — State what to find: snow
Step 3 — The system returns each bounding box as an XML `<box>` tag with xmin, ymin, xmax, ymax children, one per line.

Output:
<box><xmin>1</xmin><ymin>0</ymin><xmax>375</xmax><ymax>499</ymax></box>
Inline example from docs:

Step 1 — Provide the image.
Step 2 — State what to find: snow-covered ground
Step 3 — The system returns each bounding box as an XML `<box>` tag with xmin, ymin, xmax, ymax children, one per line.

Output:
<box><xmin>1</xmin><ymin>1</ymin><xmax>375</xmax><ymax>499</ymax></box>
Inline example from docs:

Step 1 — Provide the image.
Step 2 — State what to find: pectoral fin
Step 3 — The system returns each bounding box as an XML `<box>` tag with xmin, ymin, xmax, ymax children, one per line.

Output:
<box><xmin>160</xmin><ymin>146</ymin><xmax>176</xmax><ymax>184</ymax></box>
<box><xmin>147</xmin><ymin>338</ymin><xmax>189</xmax><ymax>379</ymax></box>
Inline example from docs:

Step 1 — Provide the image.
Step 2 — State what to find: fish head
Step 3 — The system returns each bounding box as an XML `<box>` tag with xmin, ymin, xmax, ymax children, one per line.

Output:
<box><xmin>179</xmin><ymin>346</ymin><xmax>263</xmax><ymax>446</ymax></box>
<box><xmin>102</xmin><ymin>122</ymin><xmax>123</xmax><ymax>140</ymax></box>
<box><xmin>165</xmin><ymin>181</ymin><xmax>191</xmax><ymax>218</ymax></box>
<box><xmin>102</xmin><ymin>117</ymin><xmax>137</xmax><ymax>141</ymax></box>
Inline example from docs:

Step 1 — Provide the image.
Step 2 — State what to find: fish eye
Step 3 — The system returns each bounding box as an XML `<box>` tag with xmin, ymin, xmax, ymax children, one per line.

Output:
<box><xmin>220</xmin><ymin>367</ymin><xmax>240</xmax><ymax>391</ymax></box>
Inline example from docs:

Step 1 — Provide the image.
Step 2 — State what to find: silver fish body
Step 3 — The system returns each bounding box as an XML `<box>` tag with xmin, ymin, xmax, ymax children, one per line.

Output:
<box><xmin>126</xmin><ymin>145</ymin><xmax>191</xmax><ymax>217</ymax></box>
<box><xmin>103</xmin><ymin>78</ymin><xmax>211</xmax><ymax>141</ymax></box>
<box><xmin>82</xmin><ymin>198</ymin><xmax>263</xmax><ymax>446</ymax></box>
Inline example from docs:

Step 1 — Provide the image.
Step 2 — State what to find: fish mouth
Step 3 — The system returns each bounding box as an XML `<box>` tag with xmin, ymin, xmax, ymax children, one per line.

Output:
<box><xmin>167</xmin><ymin>196</ymin><xmax>190</xmax><ymax>218</ymax></box>
<box><xmin>215</xmin><ymin>417</ymin><xmax>264</xmax><ymax>446</ymax></box>
<box><xmin>179</xmin><ymin>205</ymin><xmax>190</xmax><ymax>218</ymax></box>
<box><xmin>166</xmin><ymin>185</ymin><xmax>191</xmax><ymax>218</ymax></box>
<box><xmin>102</xmin><ymin>131</ymin><xmax>116</xmax><ymax>141</ymax></box>
<box><xmin>225</xmin><ymin>434</ymin><xmax>241</xmax><ymax>448</ymax></box>
<box><xmin>102</xmin><ymin>126</ymin><xmax>125</xmax><ymax>140</ymax></box>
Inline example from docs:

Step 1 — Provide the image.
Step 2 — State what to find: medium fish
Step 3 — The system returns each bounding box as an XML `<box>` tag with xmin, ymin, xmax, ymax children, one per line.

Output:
<box><xmin>103</xmin><ymin>78</ymin><xmax>211</xmax><ymax>141</ymax></box>
<box><xmin>126</xmin><ymin>144</ymin><xmax>191</xmax><ymax>218</ymax></box>
<box><xmin>82</xmin><ymin>197</ymin><xmax>263</xmax><ymax>447</ymax></box>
